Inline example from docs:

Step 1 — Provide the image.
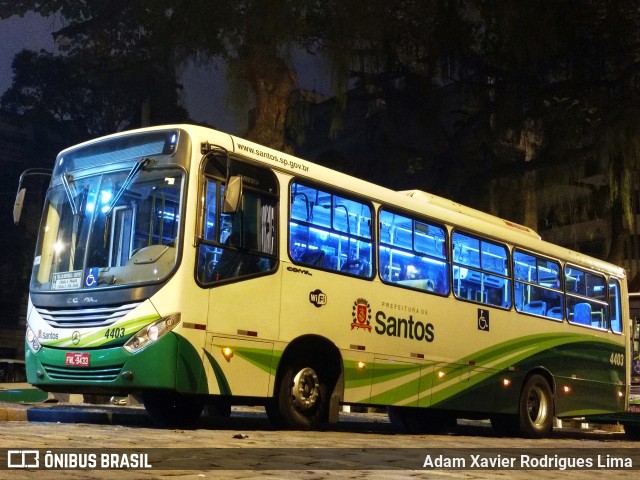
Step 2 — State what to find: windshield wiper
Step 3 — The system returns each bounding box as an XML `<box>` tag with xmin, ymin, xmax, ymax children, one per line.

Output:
<box><xmin>61</xmin><ymin>172</ymin><xmax>89</xmax><ymax>269</ymax></box>
<box><xmin>62</xmin><ymin>172</ymin><xmax>79</xmax><ymax>215</ymax></box>
<box><xmin>102</xmin><ymin>157</ymin><xmax>150</xmax><ymax>249</ymax></box>
<box><xmin>103</xmin><ymin>157</ymin><xmax>151</xmax><ymax>216</ymax></box>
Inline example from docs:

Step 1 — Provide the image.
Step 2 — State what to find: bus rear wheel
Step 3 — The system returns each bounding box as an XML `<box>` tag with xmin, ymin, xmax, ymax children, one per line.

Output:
<box><xmin>270</xmin><ymin>361</ymin><xmax>328</xmax><ymax>430</ymax></box>
<box><xmin>518</xmin><ymin>374</ymin><xmax>554</xmax><ymax>438</ymax></box>
<box><xmin>143</xmin><ymin>390</ymin><xmax>204</xmax><ymax>427</ymax></box>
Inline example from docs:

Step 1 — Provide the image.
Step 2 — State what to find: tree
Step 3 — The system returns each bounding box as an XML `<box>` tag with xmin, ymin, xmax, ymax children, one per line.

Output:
<box><xmin>1</xmin><ymin>1</ymin><xmax>188</xmax><ymax>136</ymax></box>
<box><xmin>1</xmin><ymin>48</ymin><xmax>188</xmax><ymax>136</ymax></box>
<box><xmin>162</xmin><ymin>0</ymin><xmax>306</xmax><ymax>151</ymax></box>
<box><xmin>0</xmin><ymin>0</ymin><xmax>323</xmax><ymax>150</ymax></box>
<box><xmin>4</xmin><ymin>0</ymin><xmax>640</xmax><ymax>268</ymax></box>
<box><xmin>471</xmin><ymin>0</ymin><xmax>640</xmax><ymax>264</ymax></box>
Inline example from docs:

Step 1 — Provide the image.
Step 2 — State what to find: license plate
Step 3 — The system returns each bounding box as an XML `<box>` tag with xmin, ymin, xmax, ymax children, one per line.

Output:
<box><xmin>65</xmin><ymin>352</ymin><xmax>90</xmax><ymax>367</ymax></box>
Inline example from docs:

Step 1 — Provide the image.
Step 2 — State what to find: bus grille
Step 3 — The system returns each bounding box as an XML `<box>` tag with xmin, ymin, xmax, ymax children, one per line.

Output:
<box><xmin>35</xmin><ymin>302</ymin><xmax>142</xmax><ymax>328</ymax></box>
<box><xmin>42</xmin><ymin>363</ymin><xmax>123</xmax><ymax>382</ymax></box>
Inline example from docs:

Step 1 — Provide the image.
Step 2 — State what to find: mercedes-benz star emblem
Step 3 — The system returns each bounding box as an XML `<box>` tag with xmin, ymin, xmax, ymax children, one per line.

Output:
<box><xmin>72</xmin><ymin>331</ymin><xmax>81</xmax><ymax>345</ymax></box>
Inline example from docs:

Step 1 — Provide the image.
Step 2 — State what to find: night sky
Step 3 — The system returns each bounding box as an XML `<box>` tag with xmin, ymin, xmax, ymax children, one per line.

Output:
<box><xmin>0</xmin><ymin>12</ymin><xmax>331</xmax><ymax>136</ymax></box>
<box><xmin>0</xmin><ymin>13</ymin><xmax>55</xmax><ymax>96</ymax></box>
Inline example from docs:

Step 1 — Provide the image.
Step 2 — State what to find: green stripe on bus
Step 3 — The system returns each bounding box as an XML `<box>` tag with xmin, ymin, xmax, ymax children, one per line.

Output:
<box><xmin>40</xmin><ymin>314</ymin><xmax>161</xmax><ymax>349</ymax></box>
<box><xmin>227</xmin><ymin>346</ymin><xmax>274</xmax><ymax>375</ymax></box>
<box><xmin>343</xmin><ymin>333</ymin><xmax>623</xmax><ymax>406</ymax></box>
<box><xmin>369</xmin><ymin>362</ymin><xmax>422</xmax><ymax>384</ymax></box>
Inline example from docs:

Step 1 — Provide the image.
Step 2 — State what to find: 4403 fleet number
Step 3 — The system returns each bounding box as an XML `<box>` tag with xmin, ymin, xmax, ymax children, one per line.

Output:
<box><xmin>104</xmin><ymin>327</ymin><xmax>126</xmax><ymax>339</ymax></box>
<box><xmin>610</xmin><ymin>352</ymin><xmax>624</xmax><ymax>367</ymax></box>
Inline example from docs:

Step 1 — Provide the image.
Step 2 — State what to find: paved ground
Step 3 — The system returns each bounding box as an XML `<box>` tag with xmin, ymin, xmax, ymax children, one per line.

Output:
<box><xmin>0</xmin><ymin>401</ymin><xmax>638</xmax><ymax>479</ymax></box>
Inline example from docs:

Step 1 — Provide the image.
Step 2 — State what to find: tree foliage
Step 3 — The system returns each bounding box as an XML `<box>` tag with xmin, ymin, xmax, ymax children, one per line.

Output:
<box><xmin>1</xmin><ymin>0</ymin><xmax>189</xmax><ymax>136</ymax></box>
<box><xmin>306</xmin><ymin>1</ymin><xmax>640</xmax><ymax>263</ymax></box>
<box><xmin>1</xmin><ymin>1</ymin><xmax>324</xmax><ymax>148</ymax></box>
<box><xmin>3</xmin><ymin>0</ymin><xmax>640</xmax><ymax>264</ymax></box>
<box><xmin>1</xmin><ymin>48</ymin><xmax>188</xmax><ymax>136</ymax></box>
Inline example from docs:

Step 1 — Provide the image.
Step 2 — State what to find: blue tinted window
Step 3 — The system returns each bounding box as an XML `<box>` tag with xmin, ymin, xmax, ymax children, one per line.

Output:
<box><xmin>379</xmin><ymin>209</ymin><xmax>449</xmax><ymax>295</ymax></box>
<box><xmin>609</xmin><ymin>279</ymin><xmax>622</xmax><ymax>334</ymax></box>
<box><xmin>513</xmin><ymin>249</ymin><xmax>563</xmax><ymax>320</ymax></box>
<box><xmin>290</xmin><ymin>182</ymin><xmax>373</xmax><ymax>278</ymax></box>
<box><xmin>565</xmin><ymin>265</ymin><xmax>608</xmax><ymax>329</ymax></box>
<box><xmin>452</xmin><ymin>232</ymin><xmax>511</xmax><ymax>308</ymax></box>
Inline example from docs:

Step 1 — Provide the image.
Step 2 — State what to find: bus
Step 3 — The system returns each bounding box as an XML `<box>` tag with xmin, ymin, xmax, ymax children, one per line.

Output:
<box><xmin>14</xmin><ymin>124</ymin><xmax>629</xmax><ymax>437</ymax></box>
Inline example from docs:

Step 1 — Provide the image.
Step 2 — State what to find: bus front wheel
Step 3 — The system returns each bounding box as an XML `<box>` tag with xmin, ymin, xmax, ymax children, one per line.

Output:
<box><xmin>271</xmin><ymin>360</ymin><xmax>328</xmax><ymax>430</ymax></box>
<box><xmin>518</xmin><ymin>374</ymin><xmax>554</xmax><ymax>438</ymax></box>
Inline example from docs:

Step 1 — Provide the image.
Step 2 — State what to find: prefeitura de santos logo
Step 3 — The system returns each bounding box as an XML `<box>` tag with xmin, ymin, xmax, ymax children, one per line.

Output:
<box><xmin>351</xmin><ymin>298</ymin><xmax>372</xmax><ymax>331</ymax></box>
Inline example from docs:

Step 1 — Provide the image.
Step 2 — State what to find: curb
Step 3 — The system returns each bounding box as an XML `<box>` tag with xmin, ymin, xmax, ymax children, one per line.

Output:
<box><xmin>0</xmin><ymin>401</ymin><xmax>152</xmax><ymax>426</ymax></box>
<box><xmin>0</xmin><ymin>402</ymin><xmax>29</xmax><ymax>422</ymax></box>
<box><xmin>1</xmin><ymin>401</ymin><xmax>626</xmax><ymax>434</ymax></box>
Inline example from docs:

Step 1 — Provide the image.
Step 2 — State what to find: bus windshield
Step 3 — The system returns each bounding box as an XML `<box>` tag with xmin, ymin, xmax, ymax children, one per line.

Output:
<box><xmin>30</xmin><ymin>165</ymin><xmax>184</xmax><ymax>292</ymax></box>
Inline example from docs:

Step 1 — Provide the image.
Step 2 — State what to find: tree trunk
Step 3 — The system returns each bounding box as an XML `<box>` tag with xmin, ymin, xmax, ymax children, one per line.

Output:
<box><xmin>238</xmin><ymin>53</ymin><xmax>297</xmax><ymax>153</ymax></box>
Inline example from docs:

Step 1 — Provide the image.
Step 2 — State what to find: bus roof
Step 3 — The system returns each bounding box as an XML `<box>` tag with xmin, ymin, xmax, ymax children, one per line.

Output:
<box><xmin>399</xmin><ymin>189</ymin><xmax>541</xmax><ymax>240</ymax></box>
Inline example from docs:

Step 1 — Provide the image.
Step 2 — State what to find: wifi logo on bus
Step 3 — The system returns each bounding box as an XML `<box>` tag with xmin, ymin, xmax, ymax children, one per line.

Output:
<box><xmin>309</xmin><ymin>289</ymin><xmax>327</xmax><ymax>308</ymax></box>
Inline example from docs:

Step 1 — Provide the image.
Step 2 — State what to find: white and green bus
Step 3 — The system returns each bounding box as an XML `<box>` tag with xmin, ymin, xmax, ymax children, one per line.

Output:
<box><xmin>15</xmin><ymin>124</ymin><xmax>630</xmax><ymax>437</ymax></box>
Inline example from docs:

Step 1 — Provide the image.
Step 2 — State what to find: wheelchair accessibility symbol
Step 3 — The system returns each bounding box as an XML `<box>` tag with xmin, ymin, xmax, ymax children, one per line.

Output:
<box><xmin>477</xmin><ymin>308</ymin><xmax>490</xmax><ymax>331</ymax></box>
<box><xmin>84</xmin><ymin>267</ymin><xmax>99</xmax><ymax>288</ymax></box>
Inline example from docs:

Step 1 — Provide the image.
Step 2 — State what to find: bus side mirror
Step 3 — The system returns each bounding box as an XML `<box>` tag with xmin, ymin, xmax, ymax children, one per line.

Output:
<box><xmin>13</xmin><ymin>188</ymin><xmax>26</xmax><ymax>225</ymax></box>
<box><xmin>222</xmin><ymin>176</ymin><xmax>243</xmax><ymax>213</ymax></box>
<box><xmin>13</xmin><ymin>168</ymin><xmax>52</xmax><ymax>226</ymax></box>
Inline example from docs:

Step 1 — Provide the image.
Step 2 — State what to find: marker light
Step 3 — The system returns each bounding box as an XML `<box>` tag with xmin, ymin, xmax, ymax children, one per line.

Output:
<box><xmin>222</xmin><ymin>347</ymin><xmax>234</xmax><ymax>361</ymax></box>
<box><xmin>124</xmin><ymin>313</ymin><xmax>180</xmax><ymax>353</ymax></box>
<box><xmin>357</xmin><ymin>361</ymin><xmax>366</xmax><ymax>370</ymax></box>
<box><xmin>502</xmin><ymin>378</ymin><xmax>511</xmax><ymax>387</ymax></box>
<box><xmin>563</xmin><ymin>385</ymin><xmax>571</xmax><ymax>394</ymax></box>
<box><xmin>438</xmin><ymin>371</ymin><xmax>446</xmax><ymax>379</ymax></box>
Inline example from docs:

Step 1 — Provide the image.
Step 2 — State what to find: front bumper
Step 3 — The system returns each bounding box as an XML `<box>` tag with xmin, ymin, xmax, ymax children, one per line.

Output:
<box><xmin>25</xmin><ymin>333</ymin><xmax>180</xmax><ymax>395</ymax></box>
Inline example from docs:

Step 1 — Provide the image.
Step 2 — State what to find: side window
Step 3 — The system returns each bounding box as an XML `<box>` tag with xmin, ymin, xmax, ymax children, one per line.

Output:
<box><xmin>565</xmin><ymin>266</ymin><xmax>608</xmax><ymax>328</ymax></box>
<box><xmin>289</xmin><ymin>182</ymin><xmax>373</xmax><ymax>278</ymax></box>
<box><xmin>197</xmin><ymin>159</ymin><xmax>278</xmax><ymax>284</ymax></box>
<box><xmin>452</xmin><ymin>231</ymin><xmax>511</xmax><ymax>308</ymax></box>
<box><xmin>198</xmin><ymin>178</ymin><xmax>229</xmax><ymax>281</ymax></box>
<box><xmin>513</xmin><ymin>250</ymin><xmax>564</xmax><ymax>320</ymax></box>
<box><xmin>609</xmin><ymin>278</ymin><xmax>622</xmax><ymax>333</ymax></box>
<box><xmin>203</xmin><ymin>179</ymin><xmax>226</xmax><ymax>244</ymax></box>
<box><xmin>379</xmin><ymin>209</ymin><xmax>449</xmax><ymax>295</ymax></box>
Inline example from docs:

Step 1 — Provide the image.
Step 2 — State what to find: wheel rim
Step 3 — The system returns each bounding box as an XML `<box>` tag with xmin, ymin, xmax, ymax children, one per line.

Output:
<box><xmin>291</xmin><ymin>367</ymin><xmax>320</xmax><ymax>411</ymax></box>
<box><xmin>526</xmin><ymin>384</ymin><xmax>549</xmax><ymax>428</ymax></box>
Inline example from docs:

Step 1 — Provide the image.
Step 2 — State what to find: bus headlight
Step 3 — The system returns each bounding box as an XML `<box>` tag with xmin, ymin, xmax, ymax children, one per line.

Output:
<box><xmin>124</xmin><ymin>313</ymin><xmax>181</xmax><ymax>353</ymax></box>
<box><xmin>26</xmin><ymin>326</ymin><xmax>41</xmax><ymax>352</ymax></box>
